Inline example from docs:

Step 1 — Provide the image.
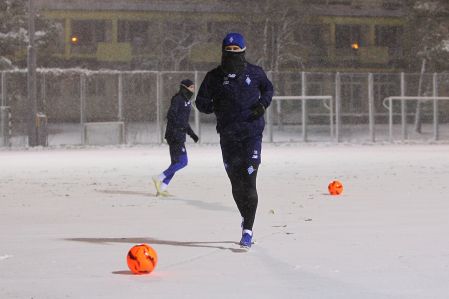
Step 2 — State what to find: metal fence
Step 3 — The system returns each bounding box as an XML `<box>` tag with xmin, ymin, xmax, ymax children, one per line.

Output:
<box><xmin>1</xmin><ymin>69</ymin><xmax>449</xmax><ymax>147</ymax></box>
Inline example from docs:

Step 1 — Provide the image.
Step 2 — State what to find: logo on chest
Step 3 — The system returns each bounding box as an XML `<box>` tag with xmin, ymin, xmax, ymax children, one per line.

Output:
<box><xmin>245</xmin><ymin>75</ymin><xmax>251</xmax><ymax>86</ymax></box>
<box><xmin>223</xmin><ymin>74</ymin><xmax>252</xmax><ymax>86</ymax></box>
<box><xmin>223</xmin><ymin>74</ymin><xmax>236</xmax><ymax>85</ymax></box>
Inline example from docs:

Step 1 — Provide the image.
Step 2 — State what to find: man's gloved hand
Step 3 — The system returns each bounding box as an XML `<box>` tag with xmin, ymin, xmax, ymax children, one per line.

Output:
<box><xmin>189</xmin><ymin>132</ymin><xmax>199</xmax><ymax>143</ymax></box>
<box><xmin>248</xmin><ymin>102</ymin><xmax>266</xmax><ymax>121</ymax></box>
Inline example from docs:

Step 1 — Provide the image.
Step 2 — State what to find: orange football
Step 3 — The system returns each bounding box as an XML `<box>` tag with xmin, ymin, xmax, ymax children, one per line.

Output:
<box><xmin>328</xmin><ymin>180</ymin><xmax>343</xmax><ymax>195</ymax></box>
<box><xmin>126</xmin><ymin>244</ymin><xmax>158</xmax><ymax>274</ymax></box>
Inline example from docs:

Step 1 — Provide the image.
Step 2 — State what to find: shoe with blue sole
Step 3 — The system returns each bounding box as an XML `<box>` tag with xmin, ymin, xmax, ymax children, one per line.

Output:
<box><xmin>239</xmin><ymin>232</ymin><xmax>253</xmax><ymax>249</ymax></box>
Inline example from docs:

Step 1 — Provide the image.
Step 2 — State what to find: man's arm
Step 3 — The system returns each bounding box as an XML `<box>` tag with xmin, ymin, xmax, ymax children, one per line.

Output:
<box><xmin>258</xmin><ymin>68</ymin><xmax>274</xmax><ymax>109</ymax></box>
<box><xmin>166</xmin><ymin>96</ymin><xmax>180</xmax><ymax>124</ymax></box>
<box><xmin>247</xmin><ymin>68</ymin><xmax>274</xmax><ymax>121</ymax></box>
<box><xmin>186</xmin><ymin>124</ymin><xmax>199</xmax><ymax>143</ymax></box>
<box><xmin>195</xmin><ymin>73</ymin><xmax>215</xmax><ymax>114</ymax></box>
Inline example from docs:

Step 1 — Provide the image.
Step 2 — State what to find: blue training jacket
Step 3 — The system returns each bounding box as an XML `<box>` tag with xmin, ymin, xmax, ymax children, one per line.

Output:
<box><xmin>165</xmin><ymin>90</ymin><xmax>194</xmax><ymax>143</ymax></box>
<box><xmin>195</xmin><ymin>63</ymin><xmax>274</xmax><ymax>141</ymax></box>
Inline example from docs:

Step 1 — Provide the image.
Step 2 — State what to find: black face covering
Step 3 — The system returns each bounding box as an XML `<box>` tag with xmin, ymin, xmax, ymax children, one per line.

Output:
<box><xmin>180</xmin><ymin>86</ymin><xmax>194</xmax><ymax>100</ymax></box>
<box><xmin>221</xmin><ymin>51</ymin><xmax>247</xmax><ymax>75</ymax></box>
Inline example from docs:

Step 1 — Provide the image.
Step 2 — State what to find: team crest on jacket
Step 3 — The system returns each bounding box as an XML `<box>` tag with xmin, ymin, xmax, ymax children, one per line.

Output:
<box><xmin>247</xmin><ymin>165</ymin><xmax>255</xmax><ymax>175</ymax></box>
<box><xmin>245</xmin><ymin>76</ymin><xmax>251</xmax><ymax>86</ymax></box>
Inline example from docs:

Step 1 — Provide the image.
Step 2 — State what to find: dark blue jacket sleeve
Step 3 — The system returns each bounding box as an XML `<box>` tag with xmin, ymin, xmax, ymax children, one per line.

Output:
<box><xmin>258</xmin><ymin>69</ymin><xmax>273</xmax><ymax>109</ymax></box>
<box><xmin>166</xmin><ymin>95</ymin><xmax>188</xmax><ymax>130</ymax></box>
<box><xmin>186</xmin><ymin>124</ymin><xmax>195</xmax><ymax>137</ymax></box>
<box><xmin>195</xmin><ymin>72</ymin><xmax>215</xmax><ymax>114</ymax></box>
<box><xmin>166</xmin><ymin>96</ymin><xmax>180</xmax><ymax>126</ymax></box>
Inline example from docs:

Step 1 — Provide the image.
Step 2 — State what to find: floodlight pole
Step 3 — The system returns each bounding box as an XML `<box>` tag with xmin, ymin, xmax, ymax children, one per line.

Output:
<box><xmin>27</xmin><ymin>0</ymin><xmax>38</xmax><ymax>146</ymax></box>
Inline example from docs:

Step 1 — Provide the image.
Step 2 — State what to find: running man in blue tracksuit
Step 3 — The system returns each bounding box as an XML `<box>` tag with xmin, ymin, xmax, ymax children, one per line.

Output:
<box><xmin>153</xmin><ymin>79</ymin><xmax>199</xmax><ymax>197</ymax></box>
<box><xmin>195</xmin><ymin>33</ymin><xmax>273</xmax><ymax>248</ymax></box>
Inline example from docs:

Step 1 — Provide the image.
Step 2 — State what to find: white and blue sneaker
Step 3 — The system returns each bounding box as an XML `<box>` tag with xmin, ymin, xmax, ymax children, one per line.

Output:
<box><xmin>239</xmin><ymin>230</ymin><xmax>253</xmax><ymax>249</ymax></box>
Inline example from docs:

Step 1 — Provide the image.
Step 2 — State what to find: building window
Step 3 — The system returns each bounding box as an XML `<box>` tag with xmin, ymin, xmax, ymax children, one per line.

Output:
<box><xmin>163</xmin><ymin>21</ymin><xmax>203</xmax><ymax>47</ymax></box>
<box><xmin>375</xmin><ymin>26</ymin><xmax>402</xmax><ymax>47</ymax></box>
<box><xmin>118</xmin><ymin>21</ymin><xmax>148</xmax><ymax>43</ymax></box>
<box><xmin>304</xmin><ymin>24</ymin><xmax>328</xmax><ymax>57</ymax></box>
<box><xmin>50</xmin><ymin>19</ymin><xmax>65</xmax><ymax>54</ymax></box>
<box><xmin>375</xmin><ymin>25</ymin><xmax>403</xmax><ymax>58</ymax></box>
<box><xmin>335</xmin><ymin>24</ymin><xmax>362</xmax><ymax>50</ymax></box>
<box><xmin>71</xmin><ymin>20</ymin><xmax>111</xmax><ymax>54</ymax></box>
<box><xmin>118</xmin><ymin>20</ymin><xmax>163</xmax><ymax>54</ymax></box>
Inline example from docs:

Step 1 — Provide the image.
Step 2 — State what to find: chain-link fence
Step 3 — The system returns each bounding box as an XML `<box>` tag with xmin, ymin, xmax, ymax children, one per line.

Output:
<box><xmin>1</xmin><ymin>69</ymin><xmax>449</xmax><ymax>147</ymax></box>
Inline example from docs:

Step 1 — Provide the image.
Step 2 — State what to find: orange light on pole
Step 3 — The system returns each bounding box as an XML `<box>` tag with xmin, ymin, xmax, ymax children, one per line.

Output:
<box><xmin>71</xmin><ymin>36</ymin><xmax>79</xmax><ymax>44</ymax></box>
<box><xmin>351</xmin><ymin>42</ymin><xmax>359</xmax><ymax>50</ymax></box>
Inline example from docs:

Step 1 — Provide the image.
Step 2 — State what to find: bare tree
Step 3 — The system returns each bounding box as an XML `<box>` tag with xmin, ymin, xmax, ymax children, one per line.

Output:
<box><xmin>0</xmin><ymin>0</ymin><xmax>60</xmax><ymax>69</ymax></box>
<box><xmin>254</xmin><ymin>0</ymin><xmax>307</xmax><ymax>72</ymax></box>
<box><xmin>159</xmin><ymin>22</ymin><xmax>208</xmax><ymax>71</ymax></box>
<box><xmin>407</xmin><ymin>0</ymin><xmax>449</xmax><ymax>132</ymax></box>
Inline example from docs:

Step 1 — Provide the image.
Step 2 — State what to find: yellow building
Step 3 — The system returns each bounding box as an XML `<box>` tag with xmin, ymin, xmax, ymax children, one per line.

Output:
<box><xmin>35</xmin><ymin>0</ymin><xmax>410</xmax><ymax>71</ymax></box>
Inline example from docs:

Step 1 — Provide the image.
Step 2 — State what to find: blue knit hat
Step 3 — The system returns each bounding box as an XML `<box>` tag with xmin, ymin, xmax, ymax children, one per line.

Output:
<box><xmin>222</xmin><ymin>32</ymin><xmax>246</xmax><ymax>52</ymax></box>
<box><xmin>180</xmin><ymin>79</ymin><xmax>194</xmax><ymax>88</ymax></box>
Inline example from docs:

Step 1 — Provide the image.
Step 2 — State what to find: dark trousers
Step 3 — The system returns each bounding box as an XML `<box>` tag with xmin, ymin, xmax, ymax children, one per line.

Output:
<box><xmin>220</xmin><ymin>135</ymin><xmax>262</xmax><ymax>231</ymax></box>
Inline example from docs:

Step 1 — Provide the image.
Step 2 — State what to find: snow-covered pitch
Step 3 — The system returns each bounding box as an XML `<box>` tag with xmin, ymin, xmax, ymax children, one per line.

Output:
<box><xmin>1</xmin><ymin>143</ymin><xmax>448</xmax><ymax>298</ymax></box>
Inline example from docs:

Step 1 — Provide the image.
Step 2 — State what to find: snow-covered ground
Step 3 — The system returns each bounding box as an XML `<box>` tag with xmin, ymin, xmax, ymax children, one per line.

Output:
<box><xmin>1</xmin><ymin>143</ymin><xmax>449</xmax><ymax>298</ymax></box>
<box><xmin>5</xmin><ymin>121</ymin><xmax>449</xmax><ymax>147</ymax></box>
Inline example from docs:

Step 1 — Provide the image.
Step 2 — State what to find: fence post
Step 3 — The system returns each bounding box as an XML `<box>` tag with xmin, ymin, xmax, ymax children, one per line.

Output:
<box><xmin>389</xmin><ymin>98</ymin><xmax>393</xmax><ymax>142</ymax></box>
<box><xmin>35</xmin><ymin>71</ymin><xmax>48</xmax><ymax>147</ymax></box>
<box><xmin>276</xmin><ymin>100</ymin><xmax>282</xmax><ymax>130</ymax></box>
<box><xmin>329</xmin><ymin>93</ymin><xmax>334</xmax><ymax>138</ymax></box>
<box><xmin>433</xmin><ymin>72</ymin><xmax>439</xmax><ymax>141</ymax></box>
<box><xmin>1</xmin><ymin>72</ymin><xmax>3</xmax><ymax>146</ymax></box>
<box><xmin>368</xmin><ymin>73</ymin><xmax>375</xmax><ymax>142</ymax></box>
<box><xmin>1</xmin><ymin>106</ymin><xmax>11</xmax><ymax>147</ymax></box>
<box><xmin>1</xmin><ymin>105</ymin><xmax>4</xmax><ymax>146</ymax></box>
<box><xmin>118</xmin><ymin>73</ymin><xmax>123</xmax><ymax>121</ymax></box>
<box><xmin>335</xmin><ymin>72</ymin><xmax>341</xmax><ymax>143</ymax></box>
<box><xmin>194</xmin><ymin>71</ymin><xmax>201</xmax><ymax>143</ymax></box>
<box><xmin>41</xmin><ymin>72</ymin><xmax>46</xmax><ymax>116</ymax></box>
<box><xmin>27</xmin><ymin>0</ymin><xmax>38</xmax><ymax>147</ymax></box>
<box><xmin>1</xmin><ymin>72</ymin><xmax>9</xmax><ymax>147</ymax></box>
<box><xmin>302</xmin><ymin>72</ymin><xmax>307</xmax><ymax>142</ymax></box>
<box><xmin>118</xmin><ymin>73</ymin><xmax>126</xmax><ymax>144</ymax></box>
<box><xmin>1</xmin><ymin>72</ymin><xmax>5</xmax><ymax>107</ymax></box>
<box><xmin>80</xmin><ymin>73</ymin><xmax>86</xmax><ymax>145</ymax></box>
<box><xmin>401</xmin><ymin>72</ymin><xmax>407</xmax><ymax>141</ymax></box>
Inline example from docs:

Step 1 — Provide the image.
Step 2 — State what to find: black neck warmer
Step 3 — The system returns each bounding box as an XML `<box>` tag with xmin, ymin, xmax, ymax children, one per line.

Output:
<box><xmin>221</xmin><ymin>51</ymin><xmax>247</xmax><ymax>75</ymax></box>
<box><xmin>180</xmin><ymin>86</ymin><xmax>194</xmax><ymax>100</ymax></box>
